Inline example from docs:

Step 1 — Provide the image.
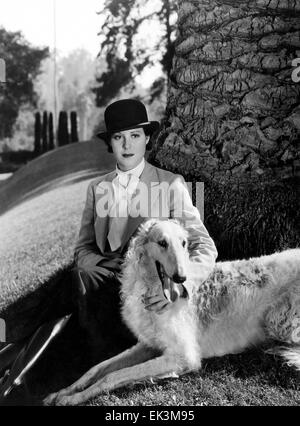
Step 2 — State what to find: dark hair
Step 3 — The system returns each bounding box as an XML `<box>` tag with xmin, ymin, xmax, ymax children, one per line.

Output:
<box><xmin>105</xmin><ymin>126</ymin><xmax>153</xmax><ymax>153</ymax></box>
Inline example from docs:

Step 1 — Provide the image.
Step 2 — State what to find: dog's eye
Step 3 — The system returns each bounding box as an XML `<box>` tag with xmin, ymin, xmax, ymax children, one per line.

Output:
<box><xmin>182</xmin><ymin>240</ymin><xmax>186</xmax><ymax>248</ymax></box>
<box><xmin>158</xmin><ymin>240</ymin><xmax>168</xmax><ymax>249</ymax></box>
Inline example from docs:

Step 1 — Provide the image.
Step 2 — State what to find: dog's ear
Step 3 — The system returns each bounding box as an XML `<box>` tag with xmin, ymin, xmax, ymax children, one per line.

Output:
<box><xmin>129</xmin><ymin>227</ymin><xmax>148</xmax><ymax>254</ymax></box>
<box><xmin>129</xmin><ymin>219</ymin><xmax>159</xmax><ymax>259</ymax></box>
<box><xmin>127</xmin><ymin>234</ymin><xmax>146</xmax><ymax>262</ymax></box>
<box><xmin>140</xmin><ymin>218</ymin><xmax>159</xmax><ymax>235</ymax></box>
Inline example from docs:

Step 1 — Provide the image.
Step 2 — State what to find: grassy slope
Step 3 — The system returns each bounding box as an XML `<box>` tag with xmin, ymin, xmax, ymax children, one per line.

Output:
<box><xmin>0</xmin><ymin>147</ymin><xmax>299</xmax><ymax>405</ymax></box>
<box><xmin>0</xmin><ymin>180</ymin><xmax>88</xmax><ymax>307</ymax></box>
<box><xmin>0</xmin><ymin>140</ymin><xmax>114</xmax><ymax>216</ymax></box>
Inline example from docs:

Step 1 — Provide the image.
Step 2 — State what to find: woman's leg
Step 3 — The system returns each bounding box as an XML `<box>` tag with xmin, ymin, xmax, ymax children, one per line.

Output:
<box><xmin>71</xmin><ymin>266</ymin><xmax>136</xmax><ymax>362</ymax></box>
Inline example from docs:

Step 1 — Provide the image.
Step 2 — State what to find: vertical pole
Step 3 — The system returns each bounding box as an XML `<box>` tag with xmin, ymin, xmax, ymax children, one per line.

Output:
<box><xmin>53</xmin><ymin>0</ymin><xmax>58</xmax><ymax>144</ymax></box>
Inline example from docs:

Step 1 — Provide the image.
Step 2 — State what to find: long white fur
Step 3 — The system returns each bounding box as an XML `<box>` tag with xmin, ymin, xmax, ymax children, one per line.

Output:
<box><xmin>120</xmin><ymin>219</ymin><xmax>300</xmax><ymax>371</ymax></box>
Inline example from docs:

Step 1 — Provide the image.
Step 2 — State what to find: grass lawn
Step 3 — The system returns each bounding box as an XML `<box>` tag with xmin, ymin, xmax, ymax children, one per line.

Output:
<box><xmin>0</xmin><ymin>178</ymin><xmax>299</xmax><ymax>406</ymax></box>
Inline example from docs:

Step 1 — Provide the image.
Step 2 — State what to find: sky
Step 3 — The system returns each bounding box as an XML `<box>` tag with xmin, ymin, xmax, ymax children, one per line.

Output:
<box><xmin>0</xmin><ymin>0</ymin><xmax>103</xmax><ymax>57</ymax></box>
<box><xmin>0</xmin><ymin>0</ymin><xmax>162</xmax><ymax>86</ymax></box>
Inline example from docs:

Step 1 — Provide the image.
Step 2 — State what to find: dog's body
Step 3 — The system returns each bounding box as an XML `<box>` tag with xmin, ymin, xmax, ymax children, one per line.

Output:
<box><xmin>45</xmin><ymin>220</ymin><xmax>300</xmax><ymax>406</ymax></box>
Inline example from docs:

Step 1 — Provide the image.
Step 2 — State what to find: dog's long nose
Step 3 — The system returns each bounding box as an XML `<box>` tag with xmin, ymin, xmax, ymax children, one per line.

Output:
<box><xmin>172</xmin><ymin>273</ymin><xmax>187</xmax><ymax>284</ymax></box>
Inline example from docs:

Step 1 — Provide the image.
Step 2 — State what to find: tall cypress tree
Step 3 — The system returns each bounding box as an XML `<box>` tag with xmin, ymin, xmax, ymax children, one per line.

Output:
<box><xmin>70</xmin><ymin>111</ymin><xmax>79</xmax><ymax>143</ymax></box>
<box><xmin>42</xmin><ymin>111</ymin><xmax>48</xmax><ymax>153</ymax></box>
<box><xmin>48</xmin><ymin>112</ymin><xmax>54</xmax><ymax>150</ymax></box>
<box><xmin>34</xmin><ymin>112</ymin><xmax>41</xmax><ymax>155</ymax></box>
<box><xmin>57</xmin><ymin>111</ymin><xmax>69</xmax><ymax>146</ymax></box>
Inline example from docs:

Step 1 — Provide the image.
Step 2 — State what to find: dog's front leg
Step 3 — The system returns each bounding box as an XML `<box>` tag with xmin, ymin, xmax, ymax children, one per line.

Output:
<box><xmin>52</xmin><ymin>353</ymin><xmax>190</xmax><ymax>406</ymax></box>
<box><xmin>43</xmin><ymin>342</ymin><xmax>159</xmax><ymax>405</ymax></box>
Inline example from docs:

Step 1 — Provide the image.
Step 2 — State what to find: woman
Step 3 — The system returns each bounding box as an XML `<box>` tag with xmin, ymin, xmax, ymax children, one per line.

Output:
<box><xmin>73</xmin><ymin>98</ymin><xmax>218</xmax><ymax>358</ymax></box>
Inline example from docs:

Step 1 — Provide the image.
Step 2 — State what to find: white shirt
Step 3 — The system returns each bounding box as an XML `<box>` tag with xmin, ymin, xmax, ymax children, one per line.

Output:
<box><xmin>115</xmin><ymin>158</ymin><xmax>145</xmax><ymax>183</ymax></box>
<box><xmin>107</xmin><ymin>159</ymin><xmax>145</xmax><ymax>250</ymax></box>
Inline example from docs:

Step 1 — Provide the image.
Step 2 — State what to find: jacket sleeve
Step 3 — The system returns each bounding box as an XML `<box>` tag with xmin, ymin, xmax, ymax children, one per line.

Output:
<box><xmin>74</xmin><ymin>182</ymin><xmax>105</xmax><ymax>268</ymax></box>
<box><xmin>169</xmin><ymin>176</ymin><xmax>218</xmax><ymax>296</ymax></box>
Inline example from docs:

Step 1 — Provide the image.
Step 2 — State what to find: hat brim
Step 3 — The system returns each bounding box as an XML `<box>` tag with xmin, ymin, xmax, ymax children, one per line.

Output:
<box><xmin>97</xmin><ymin>121</ymin><xmax>159</xmax><ymax>142</ymax></box>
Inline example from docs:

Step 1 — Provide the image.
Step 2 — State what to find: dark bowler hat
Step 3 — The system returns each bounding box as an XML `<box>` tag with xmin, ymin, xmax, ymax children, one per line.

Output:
<box><xmin>97</xmin><ymin>99</ymin><xmax>159</xmax><ymax>141</ymax></box>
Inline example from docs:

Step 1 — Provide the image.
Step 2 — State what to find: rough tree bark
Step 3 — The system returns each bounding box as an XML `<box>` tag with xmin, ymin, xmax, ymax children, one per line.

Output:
<box><xmin>151</xmin><ymin>0</ymin><xmax>300</xmax><ymax>259</ymax></box>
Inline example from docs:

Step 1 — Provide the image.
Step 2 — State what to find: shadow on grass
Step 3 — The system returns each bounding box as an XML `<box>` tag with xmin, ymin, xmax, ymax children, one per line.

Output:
<box><xmin>2</xmin><ymin>315</ymin><xmax>135</xmax><ymax>405</ymax></box>
<box><xmin>1</xmin><ymin>264</ymin><xmax>79</xmax><ymax>403</ymax></box>
<box><xmin>0</xmin><ymin>314</ymin><xmax>88</xmax><ymax>406</ymax></box>
<box><xmin>1</xmin><ymin>264</ymin><xmax>135</xmax><ymax>406</ymax></box>
<box><xmin>3</xmin><ymin>264</ymin><xmax>75</xmax><ymax>343</ymax></box>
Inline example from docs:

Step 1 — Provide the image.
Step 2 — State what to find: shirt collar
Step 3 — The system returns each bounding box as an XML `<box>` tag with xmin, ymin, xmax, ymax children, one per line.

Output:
<box><xmin>116</xmin><ymin>158</ymin><xmax>145</xmax><ymax>179</ymax></box>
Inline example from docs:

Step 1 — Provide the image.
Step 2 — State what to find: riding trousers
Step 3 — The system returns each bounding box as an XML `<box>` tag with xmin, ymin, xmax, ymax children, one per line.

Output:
<box><xmin>71</xmin><ymin>265</ymin><xmax>137</xmax><ymax>358</ymax></box>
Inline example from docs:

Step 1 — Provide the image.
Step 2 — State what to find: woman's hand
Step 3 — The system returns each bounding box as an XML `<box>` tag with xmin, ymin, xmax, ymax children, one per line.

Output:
<box><xmin>96</xmin><ymin>258</ymin><xmax>123</xmax><ymax>273</ymax></box>
<box><xmin>142</xmin><ymin>283</ymin><xmax>187</xmax><ymax>314</ymax></box>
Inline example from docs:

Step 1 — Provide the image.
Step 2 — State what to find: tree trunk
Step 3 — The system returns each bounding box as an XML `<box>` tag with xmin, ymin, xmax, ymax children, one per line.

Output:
<box><xmin>151</xmin><ymin>0</ymin><xmax>300</xmax><ymax>259</ymax></box>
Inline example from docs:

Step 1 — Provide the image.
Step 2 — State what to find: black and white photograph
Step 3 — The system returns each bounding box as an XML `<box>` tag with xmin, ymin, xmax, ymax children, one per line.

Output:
<box><xmin>0</xmin><ymin>0</ymin><xmax>299</xmax><ymax>409</ymax></box>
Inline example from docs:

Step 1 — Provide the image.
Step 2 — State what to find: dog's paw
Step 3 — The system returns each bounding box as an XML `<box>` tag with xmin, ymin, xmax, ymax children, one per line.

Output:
<box><xmin>43</xmin><ymin>392</ymin><xmax>77</xmax><ymax>406</ymax></box>
<box><xmin>43</xmin><ymin>392</ymin><xmax>59</xmax><ymax>406</ymax></box>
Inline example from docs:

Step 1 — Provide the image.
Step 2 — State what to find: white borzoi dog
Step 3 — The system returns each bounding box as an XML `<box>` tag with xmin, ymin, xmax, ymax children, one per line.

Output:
<box><xmin>44</xmin><ymin>219</ymin><xmax>300</xmax><ymax>405</ymax></box>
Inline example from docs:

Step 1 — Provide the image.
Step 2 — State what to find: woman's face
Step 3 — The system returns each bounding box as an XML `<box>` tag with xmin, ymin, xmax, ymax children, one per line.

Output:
<box><xmin>110</xmin><ymin>127</ymin><xmax>149</xmax><ymax>171</ymax></box>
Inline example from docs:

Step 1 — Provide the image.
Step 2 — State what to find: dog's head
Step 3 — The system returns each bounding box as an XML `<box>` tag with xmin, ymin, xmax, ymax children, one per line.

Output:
<box><xmin>129</xmin><ymin>219</ymin><xmax>190</xmax><ymax>296</ymax></box>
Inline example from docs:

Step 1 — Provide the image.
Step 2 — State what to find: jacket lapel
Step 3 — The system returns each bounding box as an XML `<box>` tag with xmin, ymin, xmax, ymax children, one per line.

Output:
<box><xmin>94</xmin><ymin>170</ymin><xmax>116</xmax><ymax>253</ymax></box>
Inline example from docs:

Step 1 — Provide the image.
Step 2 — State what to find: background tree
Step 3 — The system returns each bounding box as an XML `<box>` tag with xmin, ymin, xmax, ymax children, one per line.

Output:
<box><xmin>34</xmin><ymin>112</ymin><xmax>41</xmax><ymax>155</ymax></box>
<box><xmin>42</xmin><ymin>111</ymin><xmax>48</xmax><ymax>153</ymax></box>
<box><xmin>70</xmin><ymin>111</ymin><xmax>79</xmax><ymax>143</ymax></box>
<box><xmin>151</xmin><ymin>0</ymin><xmax>300</xmax><ymax>260</ymax></box>
<box><xmin>95</xmin><ymin>0</ymin><xmax>177</xmax><ymax>106</ymax></box>
<box><xmin>57</xmin><ymin>111</ymin><xmax>69</xmax><ymax>146</ymax></box>
<box><xmin>48</xmin><ymin>112</ymin><xmax>55</xmax><ymax>150</ymax></box>
<box><xmin>0</xmin><ymin>27</ymin><xmax>48</xmax><ymax>139</ymax></box>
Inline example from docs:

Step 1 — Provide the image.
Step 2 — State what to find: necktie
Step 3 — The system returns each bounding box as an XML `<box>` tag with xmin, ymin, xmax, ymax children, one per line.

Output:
<box><xmin>107</xmin><ymin>173</ymin><xmax>139</xmax><ymax>251</ymax></box>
